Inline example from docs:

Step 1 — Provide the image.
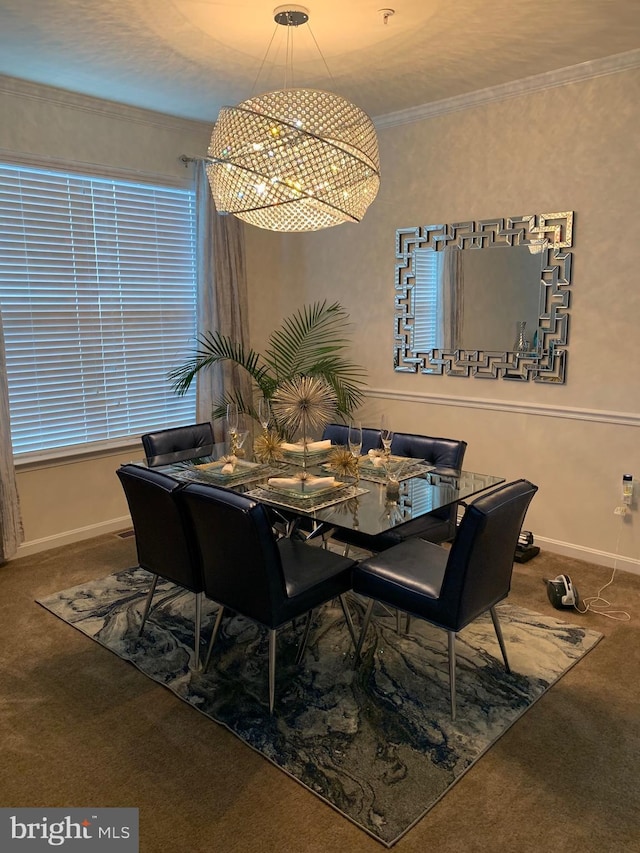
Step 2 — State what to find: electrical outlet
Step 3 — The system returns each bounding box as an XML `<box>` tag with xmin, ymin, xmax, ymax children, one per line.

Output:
<box><xmin>622</xmin><ymin>474</ymin><xmax>634</xmax><ymax>506</ymax></box>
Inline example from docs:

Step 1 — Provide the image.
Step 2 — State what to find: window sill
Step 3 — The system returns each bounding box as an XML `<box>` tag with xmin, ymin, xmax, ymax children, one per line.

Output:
<box><xmin>15</xmin><ymin>438</ymin><xmax>143</xmax><ymax>472</ymax></box>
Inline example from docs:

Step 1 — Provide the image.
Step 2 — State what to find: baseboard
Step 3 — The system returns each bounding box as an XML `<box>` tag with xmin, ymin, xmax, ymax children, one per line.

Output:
<box><xmin>15</xmin><ymin>516</ymin><xmax>132</xmax><ymax>559</ymax></box>
<box><xmin>12</xmin><ymin>515</ymin><xmax>639</xmax><ymax>577</ymax></box>
<box><xmin>536</xmin><ymin>536</ymin><xmax>640</xmax><ymax>577</ymax></box>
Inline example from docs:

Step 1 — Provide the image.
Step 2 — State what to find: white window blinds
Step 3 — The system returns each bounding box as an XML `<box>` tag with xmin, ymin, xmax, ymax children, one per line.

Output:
<box><xmin>412</xmin><ymin>248</ymin><xmax>442</xmax><ymax>353</ymax></box>
<box><xmin>0</xmin><ymin>163</ymin><xmax>197</xmax><ymax>456</ymax></box>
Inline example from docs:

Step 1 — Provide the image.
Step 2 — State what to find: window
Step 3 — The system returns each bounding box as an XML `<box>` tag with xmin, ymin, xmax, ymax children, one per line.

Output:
<box><xmin>412</xmin><ymin>248</ymin><xmax>442</xmax><ymax>353</ymax></box>
<box><xmin>0</xmin><ymin>162</ymin><xmax>197</xmax><ymax>457</ymax></box>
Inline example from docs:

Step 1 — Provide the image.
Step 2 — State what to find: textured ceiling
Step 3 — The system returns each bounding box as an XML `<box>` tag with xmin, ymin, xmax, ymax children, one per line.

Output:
<box><xmin>0</xmin><ymin>0</ymin><xmax>638</xmax><ymax>123</ymax></box>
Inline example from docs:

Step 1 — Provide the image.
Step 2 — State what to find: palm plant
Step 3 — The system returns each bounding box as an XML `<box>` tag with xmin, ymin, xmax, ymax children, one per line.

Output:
<box><xmin>168</xmin><ymin>300</ymin><xmax>367</xmax><ymax>432</ymax></box>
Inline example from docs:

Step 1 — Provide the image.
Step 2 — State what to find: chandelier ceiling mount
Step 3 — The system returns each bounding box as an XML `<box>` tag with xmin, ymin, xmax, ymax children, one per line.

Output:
<box><xmin>273</xmin><ymin>6</ymin><xmax>309</xmax><ymax>27</ymax></box>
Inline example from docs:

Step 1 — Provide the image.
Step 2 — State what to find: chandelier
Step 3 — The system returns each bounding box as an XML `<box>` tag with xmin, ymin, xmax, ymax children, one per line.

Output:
<box><xmin>206</xmin><ymin>6</ymin><xmax>380</xmax><ymax>233</ymax></box>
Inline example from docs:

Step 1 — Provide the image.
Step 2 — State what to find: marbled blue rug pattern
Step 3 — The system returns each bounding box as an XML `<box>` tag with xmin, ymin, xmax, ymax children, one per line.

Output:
<box><xmin>37</xmin><ymin>568</ymin><xmax>602</xmax><ymax>846</ymax></box>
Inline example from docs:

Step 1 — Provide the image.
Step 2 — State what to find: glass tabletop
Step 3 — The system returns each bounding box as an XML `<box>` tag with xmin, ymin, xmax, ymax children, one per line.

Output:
<box><xmin>130</xmin><ymin>450</ymin><xmax>504</xmax><ymax>537</ymax></box>
<box><xmin>291</xmin><ymin>467</ymin><xmax>504</xmax><ymax>536</ymax></box>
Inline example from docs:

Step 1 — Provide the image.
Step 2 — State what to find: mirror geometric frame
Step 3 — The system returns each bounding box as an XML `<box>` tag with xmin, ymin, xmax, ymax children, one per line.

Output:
<box><xmin>394</xmin><ymin>211</ymin><xmax>574</xmax><ymax>383</ymax></box>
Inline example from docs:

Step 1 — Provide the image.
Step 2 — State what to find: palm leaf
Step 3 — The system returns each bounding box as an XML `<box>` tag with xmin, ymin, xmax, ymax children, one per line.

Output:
<box><xmin>168</xmin><ymin>301</ymin><xmax>367</xmax><ymax>428</ymax></box>
<box><xmin>264</xmin><ymin>301</ymin><xmax>365</xmax><ymax>389</ymax></box>
<box><xmin>210</xmin><ymin>388</ymin><xmax>252</xmax><ymax>424</ymax></box>
<box><xmin>168</xmin><ymin>331</ymin><xmax>270</xmax><ymax>396</ymax></box>
<box><xmin>306</xmin><ymin>358</ymin><xmax>367</xmax><ymax>415</ymax></box>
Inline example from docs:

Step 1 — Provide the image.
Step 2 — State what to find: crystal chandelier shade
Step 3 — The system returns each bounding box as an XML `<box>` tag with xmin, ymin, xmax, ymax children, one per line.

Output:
<box><xmin>206</xmin><ymin>4</ymin><xmax>381</xmax><ymax>234</ymax></box>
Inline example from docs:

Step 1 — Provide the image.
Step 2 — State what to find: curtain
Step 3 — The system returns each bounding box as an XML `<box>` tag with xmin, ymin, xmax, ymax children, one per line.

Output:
<box><xmin>0</xmin><ymin>307</ymin><xmax>23</xmax><ymax>562</ymax></box>
<box><xmin>194</xmin><ymin>161</ymin><xmax>253</xmax><ymax>443</ymax></box>
<box><xmin>441</xmin><ymin>247</ymin><xmax>464</xmax><ymax>350</ymax></box>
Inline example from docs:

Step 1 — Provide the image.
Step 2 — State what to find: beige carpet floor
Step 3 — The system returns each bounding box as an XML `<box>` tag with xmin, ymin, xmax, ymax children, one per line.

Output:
<box><xmin>1</xmin><ymin>533</ymin><xmax>638</xmax><ymax>852</ymax></box>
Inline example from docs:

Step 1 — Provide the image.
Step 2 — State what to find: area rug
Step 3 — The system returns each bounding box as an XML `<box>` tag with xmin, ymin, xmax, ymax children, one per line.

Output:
<box><xmin>36</xmin><ymin>569</ymin><xmax>602</xmax><ymax>847</ymax></box>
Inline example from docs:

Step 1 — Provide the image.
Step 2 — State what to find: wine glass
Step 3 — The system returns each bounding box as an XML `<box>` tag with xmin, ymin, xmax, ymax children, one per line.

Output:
<box><xmin>258</xmin><ymin>396</ymin><xmax>271</xmax><ymax>433</ymax></box>
<box><xmin>380</xmin><ymin>414</ymin><xmax>393</xmax><ymax>455</ymax></box>
<box><xmin>348</xmin><ymin>422</ymin><xmax>363</xmax><ymax>459</ymax></box>
<box><xmin>226</xmin><ymin>402</ymin><xmax>239</xmax><ymax>452</ymax></box>
<box><xmin>234</xmin><ymin>428</ymin><xmax>250</xmax><ymax>458</ymax></box>
<box><xmin>226</xmin><ymin>402</ymin><xmax>239</xmax><ymax>433</ymax></box>
<box><xmin>384</xmin><ymin>457</ymin><xmax>405</xmax><ymax>500</ymax></box>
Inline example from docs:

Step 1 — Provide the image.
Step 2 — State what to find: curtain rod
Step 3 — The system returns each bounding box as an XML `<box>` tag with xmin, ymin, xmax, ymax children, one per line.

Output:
<box><xmin>180</xmin><ymin>154</ymin><xmax>213</xmax><ymax>166</ymax></box>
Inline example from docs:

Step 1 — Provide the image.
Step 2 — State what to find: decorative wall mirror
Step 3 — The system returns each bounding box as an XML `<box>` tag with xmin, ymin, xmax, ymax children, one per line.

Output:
<box><xmin>394</xmin><ymin>212</ymin><xmax>574</xmax><ymax>383</ymax></box>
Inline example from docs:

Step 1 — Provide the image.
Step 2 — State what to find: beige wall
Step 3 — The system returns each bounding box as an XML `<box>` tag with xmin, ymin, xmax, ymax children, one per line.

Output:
<box><xmin>16</xmin><ymin>449</ymin><xmax>137</xmax><ymax>550</ymax></box>
<box><xmin>2</xmin><ymin>67</ymin><xmax>639</xmax><ymax>573</ymax></box>
<box><xmin>245</xmin><ymin>66</ymin><xmax>640</xmax><ymax>573</ymax></box>
<box><xmin>0</xmin><ymin>76</ymin><xmax>212</xmax><ymax>182</ymax></box>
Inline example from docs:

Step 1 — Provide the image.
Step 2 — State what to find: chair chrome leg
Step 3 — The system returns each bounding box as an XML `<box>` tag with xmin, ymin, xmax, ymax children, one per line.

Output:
<box><xmin>138</xmin><ymin>574</ymin><xmax>159</xmax><ymax>636</ymax></box>
<box><xmin>394</xmin><ymin>609</ymin><xmax>413</xmax><ymax>634</ymax></box>
<box><xmin>303</xmin><ymin>522</ymin><xmax>331</xmax><ymax>542</ymax></box>
<box><xmin>295</xmin><ymin>611</ymin><xmax>314</xmax><ymax>665</ymax></box>
<box><xmin>448</xmin><ymin>631</ymin><xmax>457</xmax><ymax>721</ymax></box>
<box><xmin>342</xmin><ymin>543</ymin><xmax>351</xmax><ymax>558</ymax></box>
<box><xmin>338</xmin><ymin>594</ymin><xmax>358</xmax><ymax>650</ymax></box>
<box><xmin>193</xmin><ymin>592</ymin><xmax>202</xmax><ymax>671</ymax></box>
<box><xmin>490</xmin><ymin>606</ymin><xmax>511</xmax><ymax>673</ymax></box>
<box><xmin>204</xmin><ymin>605</ymin><xmax>225</xmax><ymax>672</ymax></box>
<box><xmin>354</xmin><ymin>599</ymin><xmax>375</xmax><ymax>661</ymax></box>
<box><xmin>268</xmin><ymin>629</ymin><xmax>277</xmax><ymax>715</ymax></box>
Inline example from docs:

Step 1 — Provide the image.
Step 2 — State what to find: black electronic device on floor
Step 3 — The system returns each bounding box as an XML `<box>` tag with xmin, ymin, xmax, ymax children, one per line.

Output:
<box><xmin>514</xmin><ymin>530</ymin><xmax>540</xmax><ymax>563</ymax></box>
<box><xmin>544</xmin><ymin>574</ymin><xmax>579</xmax><ymax>609</ymax></box>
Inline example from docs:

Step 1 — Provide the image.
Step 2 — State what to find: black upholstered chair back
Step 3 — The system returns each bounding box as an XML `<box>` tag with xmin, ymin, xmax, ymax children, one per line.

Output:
<box><xmin>322</xmin><ymin>423</ymin><xmax>383</xmax><ymax>454</ymax></box>
<box><xmin>439</xmin><ymin>479</ymin><xmax>538</xmax><ymax>629</ymax></box>
<box><xmin>351</xmin><ymin>478</ymin><xmax>537</xmax><ymax>719</ymax></box>
<box><xmin>116</xmin><ymin>464</ymin><xmax>202</xmax><ymax>593</ymax></box>
<box><xmin>177</xmin><ymin>481</ymin><xmax>357</xmax><ymax>712</ymax></box>
<box><xmin>390</xmin><ymin>432</ymin><xmax>467</xmax><ymax>469</ymax></box>
<box><xmin>177</xmin><ymin>483</ymin><xmax>286</xmax><ymax>629</ymax></box>
<box><xmin>391</xmin><ymin>432</ymin><xmax>467</xmax><ymax>526</ymax></box>
<box><xmin>141</xmin><ymin>422</ymin><xmax>214</xmax><ymax>467</ymax></box>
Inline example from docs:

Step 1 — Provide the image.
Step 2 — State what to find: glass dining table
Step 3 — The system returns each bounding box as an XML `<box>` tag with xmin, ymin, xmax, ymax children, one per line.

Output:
<box><xmin>130</xmin><ymin>442</ymin><xmax>504</xmax><ymax>540</ymax></box>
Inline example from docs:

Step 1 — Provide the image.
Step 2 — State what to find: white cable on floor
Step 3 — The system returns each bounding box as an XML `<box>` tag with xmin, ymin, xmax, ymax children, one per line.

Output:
<box><xmin>574</xmin><ymin>522</ymin><xmax>631</xmax><ymax>621</ymax></box>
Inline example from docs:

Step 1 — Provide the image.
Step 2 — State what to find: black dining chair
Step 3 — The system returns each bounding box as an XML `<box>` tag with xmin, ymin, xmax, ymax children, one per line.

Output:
<box><xmin>116</xmin><ymin>464</ymin><xmax>205</xmax><ymax>669</ymax></box>
<box><xmin>332</xmin><ymin>433</ymin><xmax>468</xmax><ymax>556</ymax></box>
<box><xmin>352</xmin><ymin>478</ymin><xmax>538</xmax><ymax>720</ymax></box>
<box><xmin>177</xmin><ymin>482</ymin><xmax>358</xmax><ymax>714</ymax></box>
<box><xmin>322</xmin><ymin>423</ymin><xmax>383</xmax><ymax>454</ymax></box>
<box><xmin>141</xmin><ymin>422</ymin><xmax>215</xmax><ymax>467</ymax></box>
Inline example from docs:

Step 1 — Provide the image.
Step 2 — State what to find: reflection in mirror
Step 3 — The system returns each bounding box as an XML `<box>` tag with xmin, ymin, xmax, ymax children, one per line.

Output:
<box><xmin>394</xmin><ymin>212</ymin><xmax>574</xmax><ymax>383</ymax></box>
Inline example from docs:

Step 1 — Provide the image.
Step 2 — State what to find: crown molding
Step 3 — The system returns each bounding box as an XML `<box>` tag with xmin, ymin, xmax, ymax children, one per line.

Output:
<box><xmin>374</xmin><ymin>49</ymin><xmax>640</xmax><ymax>129</ymax></box>
<box><xmin>0</xmin><ymin>73</ymin><xmax>212</xmax><ymax>134</ymax></box>
<box><xmin>3</xmin><ymin>49</ymin><xmax>638</xmax><ymax>134</ymax></box>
